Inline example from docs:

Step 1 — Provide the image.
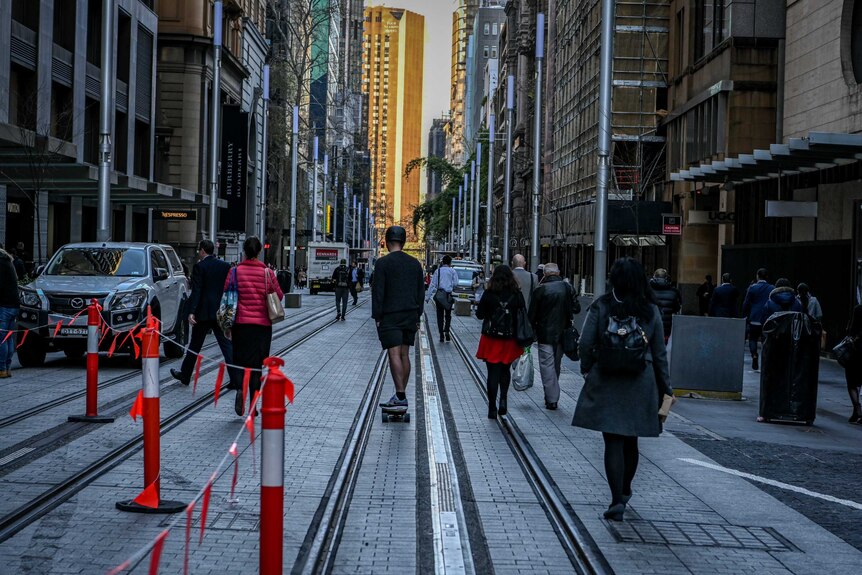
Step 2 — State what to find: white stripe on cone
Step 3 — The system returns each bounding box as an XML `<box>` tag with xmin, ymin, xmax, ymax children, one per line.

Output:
<box><xmin>143</xmin><ymin>358</ymin><xmax>159</xmax><ymax>399</ymax></box>
<box><xmin>87</xmin><ymin>325</ymin><xmax>98</xmax><ymax>354</ymax></box>
<box><xmin>261</xmin><ymin>428</ymin><xmax>284</xmax><ymax>487</ymax></box>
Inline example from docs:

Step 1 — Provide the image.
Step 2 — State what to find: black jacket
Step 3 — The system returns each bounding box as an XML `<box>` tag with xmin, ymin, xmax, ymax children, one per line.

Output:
<box><xmin>186</xmin><ymin>255</ymin><xmax>231</xmax><ymax>322</ymax></box>
<box><xmin>650</xmin><ymin>277</ymin><xmax>681</xmax><ymax>336</ymax></box>
<box><xmin>332</xmin><ymin>265</ymin><xmax>350</xmax><ymax>289</ymax></box>
<box><xmin>0</xmin><ymin>250</ymin><xmax>19</xmax><ymax>308</ymax></box>
<box><xmin>709</xmin><ymin>283</ymin><xmax>740</xmax><ymax>318</ymax></box>
<box><xmin>528</xmin><ymin>276</ymin><xmax>580</xmax><ymax>345</ymax></box>
<box><xmin>476</xmin><ymin>288</ymin><xmax>525</xmax><ymax>339</ymax></box>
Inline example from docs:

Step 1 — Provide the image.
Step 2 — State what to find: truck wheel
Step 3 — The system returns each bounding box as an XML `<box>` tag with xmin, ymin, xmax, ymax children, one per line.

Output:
<box><xmin>17</xmin><ymin>334</ymin><xmax>47</xmax><ymax>367</ymax></box>
<box><xmin>164</xmin><ymin>308</ymin><xmax>188</xmax><ymax>359</ymax></box>
<box><xmin>63</xmin><ymin>342</ymin><xmax>87</xmax><ymax>360</ymax></box>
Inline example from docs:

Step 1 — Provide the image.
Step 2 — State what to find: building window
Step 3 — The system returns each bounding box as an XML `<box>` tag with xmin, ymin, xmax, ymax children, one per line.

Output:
<box><xmin>483</xmin><ymin>46</ymin><xmax>489</xmax><ymax>58</ymax></box>
<box><xmin>491</xmin><ymin>46</ymin><xmax>498</xmax><ymax>59</ymax></box>
<box><xmin>484</xmin><ymin>23</ymin><xmax>490</xmax><ymax>36</ymax></box>
<box><xmin>694</xmin><ymin>1</ymin><xmax>726</xmax><ymax>61</ymax></box>
<box><xmin>492</xmin><ymin>23</ymin><xmax>498</xmax><ymax>35</ymax></box>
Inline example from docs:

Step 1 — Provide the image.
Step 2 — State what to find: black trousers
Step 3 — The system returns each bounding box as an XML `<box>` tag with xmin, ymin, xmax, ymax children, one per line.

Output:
<box><xmin>435</xmin><ymin>300</ymin><xmax>452</xmax><ymax>339</ymax></box>
<box><xmin>180</xmin><ymin>319</ymin><xmax>240</xmax><ymax>387</ymax></box>
<box><xmin>749</xmin><ymin>324</ymin><xmax>763</xmax><ymax>357</ymax></box>
<box><xmin>349</xmin><ymin>282</ymin><xmax>358</xmax><ymax>304</ymax></box>
<box><xmin>231</xmin><ymin>324</ymin><xmax>273</xmax><ymax>395</ymax></box>
<box><xmin>335</xmin><ymin>288</ymin><xmax>349</xmax><ymax>317</ymax></box>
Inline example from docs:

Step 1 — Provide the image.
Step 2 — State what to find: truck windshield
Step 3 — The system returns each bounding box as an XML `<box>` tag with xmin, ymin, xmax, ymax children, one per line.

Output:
<box><xmin>45</xmin><ymin>248</ymin><xmax>147</xmax><ymax>277</ymax></box>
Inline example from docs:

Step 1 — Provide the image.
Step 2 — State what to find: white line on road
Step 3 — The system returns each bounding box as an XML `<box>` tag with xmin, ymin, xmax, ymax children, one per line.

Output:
<box><xmin>680</xmin><ymin>458</ymin><xmax>862</xmax><ymax>511</ymax></box>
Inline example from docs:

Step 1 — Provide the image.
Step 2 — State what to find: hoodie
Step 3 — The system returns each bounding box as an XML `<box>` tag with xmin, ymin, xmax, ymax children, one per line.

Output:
<box><xmin>760</xmin><ymin>286</ymin><xmax>802</xmax><ymax>324</ymax></box>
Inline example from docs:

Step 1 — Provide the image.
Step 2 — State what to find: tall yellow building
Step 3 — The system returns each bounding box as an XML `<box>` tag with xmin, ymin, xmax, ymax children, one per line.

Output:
<box><xmin>362</xmin><ymin>7</ymin><xmax>425</xmax><ymax>236</ymax></box>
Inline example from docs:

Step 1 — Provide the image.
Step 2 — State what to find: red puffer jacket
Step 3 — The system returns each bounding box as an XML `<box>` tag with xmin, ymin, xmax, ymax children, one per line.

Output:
<box><xmin>224</xmin><ymin>259</ymin><xmax>284</xmax><ymax>326</ymax></box>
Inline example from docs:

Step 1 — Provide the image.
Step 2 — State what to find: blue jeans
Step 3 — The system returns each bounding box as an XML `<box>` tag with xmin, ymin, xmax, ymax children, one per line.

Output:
<box><xmin>0</xmin><ymin>306</ymin><xmax>19</xmax><ymax>370</ymax></box>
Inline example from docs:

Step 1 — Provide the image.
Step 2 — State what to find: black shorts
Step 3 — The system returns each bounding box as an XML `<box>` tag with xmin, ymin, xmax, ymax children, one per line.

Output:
<box><xmin>377</xmin><ymin>310</ymin><xmax>419</xmax><ymax>350</ymax></box>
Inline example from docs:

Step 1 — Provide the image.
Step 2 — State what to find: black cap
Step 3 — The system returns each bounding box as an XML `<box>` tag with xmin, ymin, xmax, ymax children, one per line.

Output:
<box><xmin>385</xmin><ymin>226</ymin><xmax>407</xmax><ymax>244</ymax></box>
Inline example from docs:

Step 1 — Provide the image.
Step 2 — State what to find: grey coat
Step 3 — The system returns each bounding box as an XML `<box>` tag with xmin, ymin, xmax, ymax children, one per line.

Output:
<box><xmin>572</xmin><ymin>298</ymin><xmax>673</xmax><ymax>437</ymax></box>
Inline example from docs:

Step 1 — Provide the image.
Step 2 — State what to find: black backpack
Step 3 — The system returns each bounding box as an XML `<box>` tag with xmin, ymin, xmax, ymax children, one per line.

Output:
<box><xmin>335</xmin><ymin>266</ymin><xmax>349</xmax><ymax>288</ymax></box>
<box><xmin>597</xmin><ymin>306</ymin><xmax>649</xmax><ymax>374</ymax></box>
<box><xmin>483</xmin><ymin>294</ymin><xmax>515</xmax><ymax>338</ymax></box>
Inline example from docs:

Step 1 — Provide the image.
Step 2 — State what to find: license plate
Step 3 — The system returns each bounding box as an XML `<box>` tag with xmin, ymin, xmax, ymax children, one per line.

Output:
<box><xmin>59</xmin><ymin>327</ymin><xmax>87</xmax><ymax>336</ymax></box>
<box><xmin>458</xmin><ymin>294</ymin><xmax>470</xmax><ymax>299</ymax></box>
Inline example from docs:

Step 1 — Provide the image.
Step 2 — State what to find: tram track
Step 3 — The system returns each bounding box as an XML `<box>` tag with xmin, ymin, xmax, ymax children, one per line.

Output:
<box><xmin>448</xmin><ymin>329</ymin><xmax>613</xmax><ymax>575</ymax></box>
<box><xmin>0</xmin><ymin>300</ymin><xmax>338</xmax><ymax>431</ymax></box>
<box><xmin>0</xmin><ymin>301</ymin><xmax>367</xmax><ymax>543</ymax></box>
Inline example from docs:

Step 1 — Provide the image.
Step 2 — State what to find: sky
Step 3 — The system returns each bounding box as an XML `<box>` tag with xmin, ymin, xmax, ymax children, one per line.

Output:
<box><xmin>366</xmin><ymin>0</ymin><xmax>456</xmax><ymax>156</ymax></box>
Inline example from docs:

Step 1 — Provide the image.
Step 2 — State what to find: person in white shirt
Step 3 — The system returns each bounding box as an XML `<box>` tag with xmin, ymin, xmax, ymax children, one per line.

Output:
<box><xmin>426</xmin><ymin>255</ymin><xmax>460</xmax><ymax>342</ymax></box>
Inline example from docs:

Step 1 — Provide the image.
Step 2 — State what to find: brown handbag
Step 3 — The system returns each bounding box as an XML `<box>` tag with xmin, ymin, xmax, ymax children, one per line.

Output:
<box><xmin>265</xmin><ymin>269</ymin><xmax>285</xmax><ymax>323</ymax></box>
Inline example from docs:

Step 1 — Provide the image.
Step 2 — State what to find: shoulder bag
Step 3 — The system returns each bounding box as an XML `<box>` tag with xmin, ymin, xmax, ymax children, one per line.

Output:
<box><xmin>432</xmin><ymin>269</ymin><xmax>454</xmax><ymax>310</ymax></box>
<box><xmin>833</xmin><ymin>335</ymin><xmax>856</xmax><ymax>368</ymax></box>
<box><xmin>216</xmin><ymin>267</ymin><xmax>238</xmax><ymax>332</ymax></box>
<box><xmin>265</xmin><ymin>268</ymin><xmax>285</xmax><ymax>324</ymax></box>
<box><xmin>514</xmin><ymin>291</ymin><xmax>534</xmax><ymax>347</ymax></box>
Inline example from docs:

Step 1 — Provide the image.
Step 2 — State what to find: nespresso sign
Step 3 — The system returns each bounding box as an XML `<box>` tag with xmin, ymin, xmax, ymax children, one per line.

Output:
<box><xmin>153</xmin><ymin>210</ymin><xmax>197</xmax><ymax>221</ymax></box>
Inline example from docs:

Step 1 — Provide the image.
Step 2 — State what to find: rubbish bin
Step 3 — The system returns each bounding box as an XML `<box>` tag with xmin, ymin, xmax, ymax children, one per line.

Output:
<box><xmin>759</xmin><ymin>311</ymin><xmax>821</xmax><ymax>424</ymax></box>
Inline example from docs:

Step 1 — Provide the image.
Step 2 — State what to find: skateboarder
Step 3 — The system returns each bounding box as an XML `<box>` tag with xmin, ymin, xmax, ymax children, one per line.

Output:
<box><xmin>372</xmin><ymin>226</ymin><xmax>425</xmax><ymax>413</ymax></box>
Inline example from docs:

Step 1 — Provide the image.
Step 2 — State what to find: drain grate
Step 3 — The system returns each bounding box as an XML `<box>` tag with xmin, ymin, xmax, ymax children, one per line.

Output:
<box><xmin>436</xmin><ymin>462</ymin><xmax>456</xmax><ymax>513</ymax></box>
<box><xmin>0</xmin><ymin>447</ymin><xmax>35</xmax><ymax>466</ymax></box>
<box><xmin>606</xmin><ymin>520</ymin><xmax>797</xmax><ymax>551</ymax></box>
<box><xmin>161</xmin><ymin>511</ymin><xmax>259</xmax><ymax>531</ymax></box>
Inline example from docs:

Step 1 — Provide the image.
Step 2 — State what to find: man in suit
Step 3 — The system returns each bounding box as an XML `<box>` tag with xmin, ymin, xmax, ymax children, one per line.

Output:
<box><xmin>709</xmin><ymin>273</ymin><xmax>740</xmax><ymax>318</ymax></box>
<box><xmin>511</xmin><ymin>254</ymin><xmax>538</xmax><ymax>310</ymax></box>
<box><xmin>742</xmin><ymin>268</ymin><xmax>775</xmax><ymax>371</ymax></box>
<box><xmin>171</xmin><ymin>240</ymin><xmax>239</xmax><ymax>388</ymax></box>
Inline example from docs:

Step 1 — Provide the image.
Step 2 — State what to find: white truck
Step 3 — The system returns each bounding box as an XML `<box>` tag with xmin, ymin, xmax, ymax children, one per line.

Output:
<box><xmin>307</xmin><ymin>242</ymin><xmax>350</xmax><ymax>295</ymax></box>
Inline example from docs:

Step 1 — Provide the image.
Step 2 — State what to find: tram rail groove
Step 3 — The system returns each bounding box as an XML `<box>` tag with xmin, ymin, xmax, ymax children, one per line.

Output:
<box><xmin>0</xmin><ymin>303</ymin><xmax>365</xmax><ymax>544</ymax></box>
<box><xmin>0</xmin><ymin>302</ymin><xmax>343</xmax><ymax>430</ymax></box>
<box><xmin>449</xmin><ymin>330</ymin><xmax>614</xmax><ymax>575</ymax></box>
<box><xmin>291</xmin><ymin>351</ymin><xmax>388</xmax><ymax>575</ymax></box>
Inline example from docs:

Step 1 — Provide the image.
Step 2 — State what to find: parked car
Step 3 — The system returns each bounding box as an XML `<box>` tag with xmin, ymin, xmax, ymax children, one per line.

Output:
<box><xmin>451</xmin><ymin>260</ymin><xmax>483</xmax><ymax>303</ymax></box>
<box><xmin>16</xmin><ymin>242</ymin><xmax>190</xmax><ymax>366</ymax></box>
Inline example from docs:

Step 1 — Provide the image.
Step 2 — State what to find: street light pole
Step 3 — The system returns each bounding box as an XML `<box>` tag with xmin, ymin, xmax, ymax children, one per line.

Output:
<box><xmin>457</xmin><ymin>185</ymin><xmax>463</xmax><ymax>257</ymax></box>
<box><xmin>259</xmin><ymin>64</ymin><xmax>270</xmax><ymax>250</ymax></box>
<box><xmin>485</xmin><ymin>114</ymin><xmax>495</xmax><ymax>275</ymax></box>
<box><xmin>96</xmin><ymin>0</ymin><xmax>115</xmax><ymax>242</ymax></box>
<box><xmin>322</xmin><ymin>153</ymin><xmax>329</xmax><ymax>242</ymax></box>
<box><xmin>312</xmin><ymin>136</ymin><xmax>319</xmax><ymax>242</ymax></box>
<box><xmin>594</xmin><ymin>0</ymin><xmax>615</xmax><ymax>297</ymax></box>
<box><xmin>451</xmin><ymin>196</ymin><xmax>456</xmax><ymax>253</ymax></box>
<box><xmin>462</xmin><ymin>173</ymin><xmax>469</xmax><ymax>258</ymax></box>
<box><xmin>472</xmin><ymin>143</ymin><xmax>481</xmax><ymax>261</ymax></box>
<box><xmin>208</xmin><ymin>0</ymin><xmax>223</xmax><ymax>244</ymax></box>
<box><xmin>503</xmin><ymin>75</ymin><xmax>514</xmax><ymax>265</ymax></box>
<box><xmin>343</xmin><ymin>183</ymin><xmax>348</xmax><ymax>247</ymax></box>
<box><xmin>530</xmin><ymin>13</ymin><xmax>545</xmax><ymax>273</ymax></box>
<box><xmin>288</xmin><ymin>106</ymin><xmax>299</xmax><ymax>279</ymax></box>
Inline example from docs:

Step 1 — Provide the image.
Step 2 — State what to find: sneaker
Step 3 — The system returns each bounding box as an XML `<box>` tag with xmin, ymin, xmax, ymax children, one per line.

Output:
<box><xmin>380</xmin><ymin>394</ymin><xmax>408</xmax><ymax>410</ymax></box>
<box><xmin>445</xmin><ymin>332</ymin><xmax>451</xmax><ymax>342</ymax></box>
<box><xmin>545</xmin><ymin>402</ymin><xmax>558</xmax><ymax>410</ymax></box>
<box><xmin>335</xmin><ymin>315</ymin><xmax>341</xmax><ymax>321</ymax></box>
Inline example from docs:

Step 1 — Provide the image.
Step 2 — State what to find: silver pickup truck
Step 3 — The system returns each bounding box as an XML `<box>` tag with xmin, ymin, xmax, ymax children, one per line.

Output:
<box><xmin>16</xmin><ymin>242</ymin><xmax>190</xmax><ymax>366</ymax></box>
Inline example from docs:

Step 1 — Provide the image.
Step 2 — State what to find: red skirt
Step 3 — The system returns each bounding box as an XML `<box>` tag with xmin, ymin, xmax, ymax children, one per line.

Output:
<box><xmin>476</xmin><ymin>335</ymin><xmax>523</xmax><ymax>365</ymax></box>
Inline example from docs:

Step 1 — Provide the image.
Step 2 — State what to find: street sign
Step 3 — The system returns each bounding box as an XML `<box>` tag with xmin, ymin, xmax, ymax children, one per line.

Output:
<box><xmin>152</xmin><ymin>210</ymin><xmax>197</xmax><ymax>221</ymax></box>
<box><xmin>662</xmin><ymin>214</ymin><xmax>682</xmax><ymax>236</ymax></box>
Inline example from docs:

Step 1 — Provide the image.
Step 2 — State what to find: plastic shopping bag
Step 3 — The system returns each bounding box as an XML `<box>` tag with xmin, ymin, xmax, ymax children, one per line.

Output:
<box><xmin>512</xmin><ymin>347</ymin><xmax>534</xmax><ymax>391</ymax></box>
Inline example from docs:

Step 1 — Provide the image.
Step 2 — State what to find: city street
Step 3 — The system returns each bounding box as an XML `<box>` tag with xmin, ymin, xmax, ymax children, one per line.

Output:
<box><xmin>0</xmin><ymin>294</ymin><xmax>859</xmax><ymax>574</ymax></box>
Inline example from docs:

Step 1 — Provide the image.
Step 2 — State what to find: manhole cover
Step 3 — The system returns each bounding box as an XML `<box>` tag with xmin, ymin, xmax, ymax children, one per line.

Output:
<box><xmin>606</xmin><ymin>520</ymin><xmax>797</xmax><ymax>551</ymax></box>
<box><xmin>161</xmin><ymin>512</ymin><xmax>259</xmax><ymax>532</ymax></box>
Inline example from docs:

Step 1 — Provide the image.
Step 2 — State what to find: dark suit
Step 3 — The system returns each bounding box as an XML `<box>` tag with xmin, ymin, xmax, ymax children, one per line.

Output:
<box><xmin>709</xmin><ymin>283</ymin><xmax>740</xmax><ymax>318</ymax></box>
<box><xmin>179</xmin><ymin>255</ymin><xmax>239</xmax><ymax>386</ymax></box>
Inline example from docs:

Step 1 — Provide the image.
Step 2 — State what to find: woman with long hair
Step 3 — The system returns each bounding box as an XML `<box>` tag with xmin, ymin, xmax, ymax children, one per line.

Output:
<box><xmin>475</xmin><ymin>265</ymin><xmax>526</xmax><ymax>418</ymax></box>
<box><xmin>0</xmin><ymin>248</ymin><xmax>20</xmax><ymax>378</ymax></box>
<box><xmin>572</xmin><ymin>257</ymin><xmax>672</xmax><ymax>521</ymax></box>
<box><xmin>225</xmin><ymin>237</ymin><xmax>283</xmax><ymax>416</ymax></box>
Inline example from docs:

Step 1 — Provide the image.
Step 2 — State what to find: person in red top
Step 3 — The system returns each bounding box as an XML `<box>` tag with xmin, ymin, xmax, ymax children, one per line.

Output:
<box><xmin>475</xmin><ymin>265</ymin><xmax>526</xmax><ymax>419</ymax></box>
<box><xmin>224</xmin><ymin>236</ymin><xmax>283</xmax><ymax>416</ymax></box>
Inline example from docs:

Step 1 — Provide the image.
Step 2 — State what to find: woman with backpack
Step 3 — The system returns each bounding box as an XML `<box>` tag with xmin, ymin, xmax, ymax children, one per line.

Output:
<box><xmin>572</xmin><ymin>257</ymin><xmax>673</xmax><ymax>521</ymax></box>
<box><xmin>475</xmin><ymin>265</ymin><xmax>527</xmax><ymax>419</ymax></box>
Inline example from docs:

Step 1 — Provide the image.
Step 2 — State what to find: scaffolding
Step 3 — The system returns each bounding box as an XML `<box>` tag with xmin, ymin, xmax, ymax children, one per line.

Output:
<box><xmin>550</xmin><ymin>0</ymin><xmax>669</xmax><ymax>244</ymax></box>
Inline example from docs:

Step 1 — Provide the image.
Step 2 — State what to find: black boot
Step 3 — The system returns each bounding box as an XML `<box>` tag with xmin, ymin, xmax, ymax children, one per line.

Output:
<box><xmin>752</xmin><ymin>354</ymin><xmax>759</xmax><ymax>371</ymax></box>
<box><xmin>498</xmin><ymin>378</ymin><xmax>509</xmax><ymax>416</ymax></box>
<box><xmin>850</xmin><ymin>405</ymin><xmax>862</xmax><ymax>423</ymax></box>
<box><xmin>487</xmin><ymin>379</ymin><xmax>498</xmax><ymax>419</ymax></box>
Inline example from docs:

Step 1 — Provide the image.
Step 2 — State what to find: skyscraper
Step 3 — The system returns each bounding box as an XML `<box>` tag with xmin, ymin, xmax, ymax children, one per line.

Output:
<box><xmin>362</xmin><ymin>7</ymin><xmax>425</xmax><ymax>236</ymax></box>
<box><xmin>446</xmin><ymin>0</ymin><xmax>479</xmax><ymax>164</ymax></box>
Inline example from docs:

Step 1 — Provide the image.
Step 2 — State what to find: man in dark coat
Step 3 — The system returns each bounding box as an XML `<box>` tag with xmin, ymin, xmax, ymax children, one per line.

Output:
<box><xmin>171</xmin><ymin>240</ymin><xmax>239</xmax><ymax>389</ymax></box>
<box><xmin>528</xmin><ymin>263</ymin><xmax>581</xmax><ymax>410</ymax></box>
<box><xmin>709</xmin><ymin>273</ymin><xmax>740</xmax><ymax>318</ymax></box>
<box><xmin>649</xmin><ymin>269</ymin><xmax>681</xmax><ymax>341</ymax></box>
<box><xmin>332</xmin><ymin>259</ymin><xmax>350</xmax><ymax>320</ymax></box>
<box><xmin>696</xmin><ymin>275</ymin><xmax>714</xmax><ymax>316</ymax></box>
<box><xmin>742</xmin><ymin>268</ymin><xmax>775</xmax><ymax>371</ymax></box>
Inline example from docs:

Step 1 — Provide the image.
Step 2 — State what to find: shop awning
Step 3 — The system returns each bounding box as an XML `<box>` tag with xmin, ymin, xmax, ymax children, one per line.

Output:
<box><xmin>669</xmin><ymin>132</ymin><xmax>862</xmax><ymax>185</ymax></box>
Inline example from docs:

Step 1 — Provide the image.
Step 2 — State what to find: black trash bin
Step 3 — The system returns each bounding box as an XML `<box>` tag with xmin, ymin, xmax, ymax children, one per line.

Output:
<box><xmin>277</xmin><ymin>269</ymin><xmax>292</xmax><ymax>295</ymax></box>
<box><xmin>759</xmin><ymin>311</ymin><xmax>821</xmax><ymax>424</ymax></box>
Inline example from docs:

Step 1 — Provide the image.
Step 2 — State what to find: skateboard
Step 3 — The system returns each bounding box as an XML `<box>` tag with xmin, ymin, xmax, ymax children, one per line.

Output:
<box><xmin>381</xmin><ymin>406</ymin><xmax>410</xmax><ymax>423</ymax></box>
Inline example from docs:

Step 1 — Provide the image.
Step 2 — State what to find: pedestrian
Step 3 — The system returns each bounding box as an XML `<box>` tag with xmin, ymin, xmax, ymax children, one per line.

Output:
<box><xmin>528</xmin><ymin>262</ymin><xmax>580</xmax><ymax>410</ymax></box>
<box><xmin>357</xmin><ymin>264</ymin><xmax>365</xmax><ymax>290</ymax></box>
<box><xmin>224</xmin><ymin>236</ymin><xmax>283</xmax><ymax>416</ymax></box>
<box><xmin>298</xmin><ymin>268</ymin><xmax>307</xmax><ymax>289</ymax></box>
<box><xmin>0</xmin><ymin>247</ymin><xmax>20</xmax><ymax>378</ymax></box>
<box><xmin>472</xmin><ymin>269</ymin><xmax>486</xmax><ymax>303</ymax></box>
<box><xmin>425</xmin><ymin>255</ymin><xmax>459</xmax><ymax>343</ymax></box>
<box><xmin>742</xmin><ymin>268</ymin><xmax>774</xmax><ymax>371</ymax></box>
<box><xmin>796</xmin><ymin>283</ymin><xmax>823</xmax><ymax>323</ymax></box>
<box><xmin>475</xmin><ymin>265</ymin><xmax>526</xmax><ymax>419</ymax></box>
<box><xmin>349</xmin><ymin>262</ymin><xmax>359</xmax><ymax>305</ymax></box>
<box><xmin>332</xmin><ymin>258</ymin><xmax>350</xmax><ymax>320</ymax></box>
<box><xmin>171</xmin><ymin>240</ymin><xmax>240</xmax><ymax>391</ymax></box>
<box><xmin>373</xmin><ymin>226</ymin><xmax>425</xmax><ymax>412</ymax></box>
<box><xmin>536</xmin><ymin>263</ymin><xmax>545</xmax><ymax>283</ymax></box>
<box><xmin>11</xmin><ymin>249</ymin><xmax>26</xmax><ymax>280</ymax></box>
<box><xmin>511</xmin><ymin>254</ymin><xmax>538</xmax><ymax>310</ymax></box>
<box><xmin>844</xmin><ymin>304</ymin><xmax>862</xmax><ymax>423</ymax></box>
<box><xmin>572</xmin><ymin>257</ymin><xmax>673</xmax><ymax>521</ymax></box>
<box><xmin>708</xmin><ymin>273</ymin><xmax>740</xmax><ymax>318</ymax></box>
<box><xmin>760</xmin><ymin>278</ymin><xmax>802</xmax><ymax>324</ymax></box>
<box><xmin>649</xmin><ymin>269</ymin><xmax>682</xmax><ymax>341</ymax></box>
<box><xmin>696</xmin><ymin>274</ymin><xmax>714</xmax><ymax>316</ymax></box>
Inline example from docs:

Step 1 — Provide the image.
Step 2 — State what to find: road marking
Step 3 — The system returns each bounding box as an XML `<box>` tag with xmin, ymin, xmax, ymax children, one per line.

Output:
<box><xmin>680</xmin><ymin>458</ymin><xmax>862</xmax><ymax>511</ymax></box>
<box><xmin>667</xmin><ymin>411</ymin><xmax>726</xmax><ymax>441</ymax></box>
<box><xmin>420</xmin><ymin>325</ymin><xmax>474</xmax><ymax>575</ymax></box>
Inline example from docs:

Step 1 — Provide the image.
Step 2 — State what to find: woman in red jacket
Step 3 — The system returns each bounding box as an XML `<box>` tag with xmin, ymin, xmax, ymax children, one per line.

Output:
<box><xmin>225</xmin><ymin>237</ymin><xmax>283</xmax><ymax>415</ymax></box>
